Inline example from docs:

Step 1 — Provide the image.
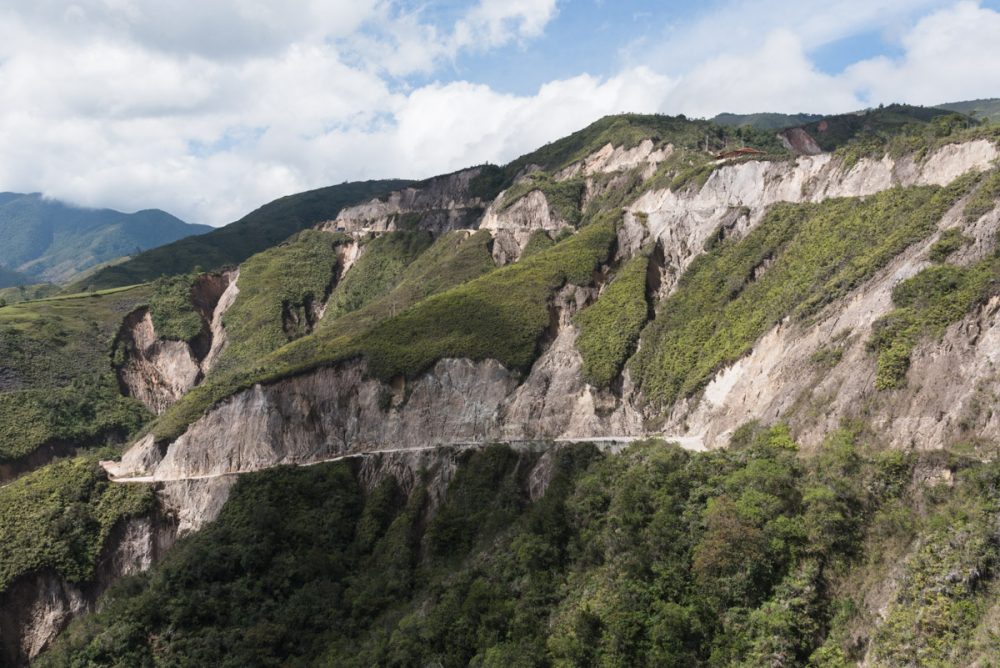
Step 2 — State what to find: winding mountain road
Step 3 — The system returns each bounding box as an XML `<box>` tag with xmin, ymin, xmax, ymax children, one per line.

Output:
<box><xmin>106</xmin><ymin>434</ymin><xmax>705</xmax><ymax>484</ymax></box>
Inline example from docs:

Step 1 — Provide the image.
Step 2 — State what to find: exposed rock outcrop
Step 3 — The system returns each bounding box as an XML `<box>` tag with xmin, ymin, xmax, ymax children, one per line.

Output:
<box><xmin>555</xmin><ymin>139</ymin><xmax>672</xmax><ymax>180</ymax></box>
<box><xmin>0</xmin><ymin>512</ymin><xmax>178</xmax><ymax>666</ymax></box>
<box><xmin>107</xmin><ymin>140</ymin><xmax>1000</xmax><ymax>487</ymax></box>
<box><xmin>627</xmin><ymin>139</ymin><xmax>999</xmax><ymax>297</ymax></box>
<box><xmin>319</xmin><ymin>168</ymin><xmax>487</xmax><ymax>236</ymax></box>
<box><xmin>201</xmin><ymin>268</ymin><xmax>240</xmax><ymax>372</ymax></box>
<box><xmin>116</xmin><ymin>309</ymin><xmax>202</xmax><ymax>414</ymax></box>
<box><xmin>480</xmin><ymin>190</ymin><xmax>574</xmax><ymax>264</ymax></box>
<box><xmin>778</xmin><ymin>127</ymin><xmax>823</xmax><ymax>155</ymax></box>
<box><xmin>116</xmin><ymin>270</ymin><xmax>238</xmax><ymax>414</ymax></box>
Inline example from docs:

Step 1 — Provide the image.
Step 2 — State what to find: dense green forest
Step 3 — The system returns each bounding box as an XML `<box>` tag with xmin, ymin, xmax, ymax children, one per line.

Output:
<box><xmin>40</xmin><ymin>428</ymin><xmax>1000</xmax><ymax>666</ymax></box>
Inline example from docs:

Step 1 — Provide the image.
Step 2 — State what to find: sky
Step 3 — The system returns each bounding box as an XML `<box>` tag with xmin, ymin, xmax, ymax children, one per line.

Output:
<box><xmin>1</xmin><ymin>0</ymin><xmax>999</xmax><ymax>226</ymax></box>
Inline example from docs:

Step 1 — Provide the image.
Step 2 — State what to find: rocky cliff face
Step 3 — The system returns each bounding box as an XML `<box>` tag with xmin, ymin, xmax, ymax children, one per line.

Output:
<box><xmin>555</xmin><ymin>139</ymin><xmax>672</xmax><ymax>180</ymax></box>
<box><xmin>107</xmin><ymin>138</ymin><xmax>1000</xmax><ymax>490</ymax></box>
<box><xmin>0</xmin><ymin>511</ymin><xmax>178</xmax><ymax>666</ymax></box>
<box><xmin>480</xmin><ymin>189</ymin><xmax>574</xmax><ymax>264</ymax></box>
<box><xmin>116</xmin><ymin>270</ymin><xmax>238</xmax><ymax>414</ymax></box>
<box><xmin>319</xmin><ymin>167</ymin><xmax>487</xmax><ymax>236</ymax></box>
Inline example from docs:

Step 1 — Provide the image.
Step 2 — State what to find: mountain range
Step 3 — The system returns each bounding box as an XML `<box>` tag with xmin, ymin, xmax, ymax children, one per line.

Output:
<box><xmin>0</xmin><ymin>193</ymin><xmax>211</xmax><ymax>286</ymax></box>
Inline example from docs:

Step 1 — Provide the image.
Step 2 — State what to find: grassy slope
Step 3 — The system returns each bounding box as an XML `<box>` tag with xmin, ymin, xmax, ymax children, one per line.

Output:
<box><xmin>321</xmin><ymin>231</ymin><xmax>435</xmax><ymax>323</ymax></box>
<box><xmin>630</xmin><ymin>177</ymin><xmax>975</xmax><ymax>408</ymax></box>
<box><xmin>209</xmin><ymin>230</ymin><xmax>349</xmax><ymax>375</ymax></box>
<box><xmin>319</xmin><ymin>230</ymin><xmax>497</xmax><ymax>339</ymax></box>
<box><xmin>40</xmin><ymin>428</ymin><xmax>1000</xmax><ymax>667</ymax></box>
<box><xmin>151</xmin><ymin>222</ymin><xmax>613</xmax><ymax>442</ymax></box>
<box><xmin>0</xmin><ymin>283</ymin><xmax>61</xmax><ymax>305</ymax></box>
<box><xmin>73</xmin><ymin>180</ymin><xmax>412</xmax><ymax>291</ymax></box>
<box><xmin>0</xmin><ymin>286</ymin><xmax>153</xmax><ymax>461</ymax></box>
<box><xmin>937</xmin><ymin>98</ymin><xmax>1000</xmax><ymax>124</ymax></box>
<box><xmin>574</xmin><ymin>253</ymin><xmax>650</xmax><ymax>388</ymax></box>
<box><xmin>201</xmin><ymin>229</ymin><xmax>492</xmax><ymax>385</ymax></box>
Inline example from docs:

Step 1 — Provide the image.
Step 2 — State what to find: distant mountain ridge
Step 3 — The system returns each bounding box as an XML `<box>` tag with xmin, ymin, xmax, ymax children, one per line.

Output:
<box><xmin>75</xmin><ymin>179</ymin><xmax>415</xmax><ymax>291</ymax></box>
<box><xmin>937</xmin><ymin>97</ymin><xmax>1000</xmax><ymax>123</ymax></box>
<box><xmin>0</xmin><ymin>193</ymin><xmax>211</xmax><ymax>285</ymax></box>
<box><xmin>712</xmin><ymin>97</ymin><xmax>1000</xmax><ymax>130</ymax></box>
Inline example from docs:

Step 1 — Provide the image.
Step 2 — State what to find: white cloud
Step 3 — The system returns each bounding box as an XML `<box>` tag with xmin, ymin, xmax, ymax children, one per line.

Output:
<box><xmin>663</xmin><ymin>30</ymin><xmax>862</xmax><ymax>117</ymax></box>
<box><xmin>843</xmin><ymin>1</ymin><xmax>1000</xmax><ymax>105</ymax></box>
<box><xmin>625</xmin><ymin>0</ymin><xmax>949</xmax><ymax>73</ymax></box>
<box><xmin>454</xmin><ymin>0</ymin><xmax>559</xmax><ymax>50</ymax></box>
<box><xmin>345</xmin><ymin>0</ymin><xmax>559</xmax><ymax>77</ymax></box>
<box><xmin>0</xmin><ymin>1</ymin><xmax>998</xmax><ymax>228</ymax></box>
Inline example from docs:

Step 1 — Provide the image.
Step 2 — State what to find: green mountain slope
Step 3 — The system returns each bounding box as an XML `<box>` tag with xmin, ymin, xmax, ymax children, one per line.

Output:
<box><xmin>937</xmin><ymin>98</ymin><xmax>1000</xmax><ymax>123</ymax></box>
<box><xmin>0</xmin><ymin>193</ymin><xmax>210</xmax><ymax>284</ymax></box>
<box><xmin>0</xmin><ymin>285</ymin><xmax>153</xmax><ymax>463</ymax></box>
<box><xmin>711</xmin><ymin>99</ymin><xmax>999</xmax><ymax>133</ymax></box>
<box><xmin>75</xmin><ymin>179</ymin><xmax>414</xmax><ymax>291</ymax></box>
<box><xmin>1</xmin><ymin>107</ymin><xmax>1000</xmax><ymax>666</ymax></box>
<box><xmin>712</xmin><ymin>111</ymin><xmax>825</xmax><ymax>129</ymax></box>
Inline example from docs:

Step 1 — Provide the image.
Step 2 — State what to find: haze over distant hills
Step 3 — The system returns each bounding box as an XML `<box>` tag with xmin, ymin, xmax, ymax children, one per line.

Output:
<box><xmin>0</xmin><ymin>193</ymin><xmax>211</xmax><ymax>287</ymax></box>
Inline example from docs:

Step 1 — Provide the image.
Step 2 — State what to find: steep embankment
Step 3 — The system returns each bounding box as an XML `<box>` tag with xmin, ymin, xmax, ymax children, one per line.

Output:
<box><xmin>114</xmin><ymin>270</ymin><xmax>237</xmax><ymax>414</ymax></box>
<box><xmin>111</xmin><ymin>137</ymin><xmax>1000</xmax><ymax>487</ymax></box>
<box><xmin>7</xmin><ymin>109</ymin><xmax>1000</xmax><ymax>665</ymax></box>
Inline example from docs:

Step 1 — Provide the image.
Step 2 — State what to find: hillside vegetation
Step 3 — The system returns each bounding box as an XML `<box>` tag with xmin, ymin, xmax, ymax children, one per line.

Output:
<box><xmin>40</xmin><ymin>428</ymin><xmax>1000</xmax><ymax>667</ymax></box>
<box><xmin>630</xmin><ymin>178</ymin><xmax>976</xmax><ymax>407</ymax></box>
<box><xmin>937</xmin><ymin>97</ymin><xmax>1000</xmax><ymax>124</ymax></box>
<box><xmin>0</xmin><ymin>453</ymin><xmax>153</xmax><ymax>593</ymax></box>
<box><xmin>209</xmin><ymin>230</ymin><xmax>350</xmax><ymax>375</ymax></box>
<box><xmin>3</xmin><ymin>103</ymin><xmax>1000</xmax><ymax>667</ymax></box>
<box><xmin>152</xmin><ymin>220</ymin><xmax>614</xmax><ymax>442</ymax></box>
<box><xmin>0</xmin><ymin>286</ymin><xmax>152</xmax><ymax>462</ymax></box>
<box><xmin>75</xmin><ymin>180</ymin><xmax>412</xmax><ymax>291</ymax></box>
<box><xmin>321</xmin><ymin>230</ymin><xmax>435</xmax><ymax>323</ymax></box>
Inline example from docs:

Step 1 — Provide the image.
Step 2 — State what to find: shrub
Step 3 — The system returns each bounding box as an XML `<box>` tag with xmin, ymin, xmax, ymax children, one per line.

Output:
<box><xmin>869</xmin><ymin>258</ymin><xmax>1000</xmax><ymax>389</ymax></box>
<box><xmin>147</xmin><ymin>273</ymin><xmax>203</xmax><ymax>341</ymax></box>
<box><xmin>574</xmin><ymin>253</ymin><xmax>650</xmax><ymax>388</ymax></box>
<box><xmin>928</xmin><ymin>228</ymin><xmax>973</xmax><ymax>263</ymax></box>
<box><xmin>0</xmin><ymin>454</ymin><xmax>153</xmax><ymax>592</ymax></box>
<box><xmin>520</xmin><ymin>230</ymin><xmax>555</xmax><ymax>259</ymax></box>
<box><xmin>963</xmin><ymin>168</ymin><xmax>1000</xmax><ymax>222</ymax></box>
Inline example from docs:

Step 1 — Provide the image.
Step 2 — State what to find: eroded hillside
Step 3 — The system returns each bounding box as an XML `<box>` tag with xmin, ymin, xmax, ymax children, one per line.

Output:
<box><xmin>3</xmin><ymin>107</ymin><xmax>1000</xmax><ymax>666</ymax></box>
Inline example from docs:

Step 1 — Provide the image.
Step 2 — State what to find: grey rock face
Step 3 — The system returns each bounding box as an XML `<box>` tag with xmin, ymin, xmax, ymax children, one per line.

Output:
<box><xmin>319</xmin><ymin>167</ymin><xmax>487</xmax><ymax>236</ymax></box>
<box><xmin>116</xmin><ymin>270</ymin><xmax>238</xmax><ymax>414</ymax></box>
